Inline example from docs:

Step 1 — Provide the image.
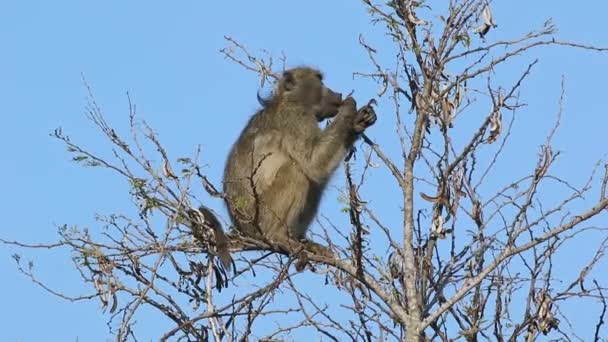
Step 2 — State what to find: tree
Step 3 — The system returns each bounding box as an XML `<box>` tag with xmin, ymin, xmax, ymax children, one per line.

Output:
<box><xmin>3</xmin><ymin>1</ymin><xmax>608</xmax><ymax>341</ymax></box>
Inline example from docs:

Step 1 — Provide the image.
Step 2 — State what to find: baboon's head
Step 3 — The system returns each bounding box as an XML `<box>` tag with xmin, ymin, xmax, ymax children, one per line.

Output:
<box><xmin>278</xmin><ymin>67</ymin><xmax>343</xmax><ymax>121</ymax></box>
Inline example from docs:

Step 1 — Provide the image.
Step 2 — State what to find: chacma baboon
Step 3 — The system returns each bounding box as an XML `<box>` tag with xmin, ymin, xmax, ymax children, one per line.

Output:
<box><xmin>223</xmin><ymin>67</ymin><xmax>376</xmax><ymax>247</ymax></box>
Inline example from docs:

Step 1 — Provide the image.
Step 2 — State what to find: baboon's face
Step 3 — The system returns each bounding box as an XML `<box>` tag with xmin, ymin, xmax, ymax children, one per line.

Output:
<box><xmin>315</xmin><ymin>84</ymin><xmax>343</xmax><ymax>121</ymax></box>
<box><xmin>281</xmin><ymin>68</ymin><xmax>343</xmax><ymax>121</ymax></box>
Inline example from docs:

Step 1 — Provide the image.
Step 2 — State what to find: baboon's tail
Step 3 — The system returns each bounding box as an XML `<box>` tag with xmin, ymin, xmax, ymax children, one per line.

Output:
<box><xmin>197</xmin><ymin>206</ymin><xmax>234</xmax><ymax>272</ymax></box>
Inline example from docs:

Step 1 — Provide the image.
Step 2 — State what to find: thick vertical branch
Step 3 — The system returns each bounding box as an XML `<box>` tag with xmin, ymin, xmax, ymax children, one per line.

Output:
<box><xmin>402</xmin><ymin>108</ymin><xmax>428</xmax><ymax>338</ymax></box>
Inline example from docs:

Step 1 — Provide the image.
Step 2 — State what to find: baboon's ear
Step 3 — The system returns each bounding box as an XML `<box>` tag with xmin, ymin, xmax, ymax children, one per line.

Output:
<box><xmin>282</xmin><ymin>71</ymin><xmax>296</xmax><ymax>92</ymax></box>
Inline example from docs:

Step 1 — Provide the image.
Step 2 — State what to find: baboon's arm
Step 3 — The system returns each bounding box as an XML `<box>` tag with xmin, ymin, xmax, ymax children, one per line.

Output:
<box><xmin>285</xmin><ymin>98</ymin><xmax>359</xmax><ymax>184</ymax></box>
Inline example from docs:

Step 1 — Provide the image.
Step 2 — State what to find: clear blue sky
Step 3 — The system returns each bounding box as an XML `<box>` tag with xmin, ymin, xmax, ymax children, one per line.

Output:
<box><xmin>1</xmin><ymin>1</ymin><xmax>607</xmax><ymax>340</ymax></box>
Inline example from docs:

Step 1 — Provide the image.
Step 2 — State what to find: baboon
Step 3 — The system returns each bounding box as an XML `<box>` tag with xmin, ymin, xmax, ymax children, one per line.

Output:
<box><xmin>223</xmin><ymin>67</ymin><xmax>376</xmax><ymax>247</ymax></box>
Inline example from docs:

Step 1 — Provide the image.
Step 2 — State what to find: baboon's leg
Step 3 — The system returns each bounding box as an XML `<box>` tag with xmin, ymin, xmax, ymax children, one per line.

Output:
<box><xmin>257</xmin><ymin>162</ymin><xmax>309</xmax><ymax>241</ymax></box>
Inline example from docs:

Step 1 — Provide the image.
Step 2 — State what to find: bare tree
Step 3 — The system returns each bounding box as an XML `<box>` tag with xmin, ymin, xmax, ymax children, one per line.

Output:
<box><xmin>3</xmin><ymin>1</ymin><xmax>608</xmax><ymax>341</ymax></box>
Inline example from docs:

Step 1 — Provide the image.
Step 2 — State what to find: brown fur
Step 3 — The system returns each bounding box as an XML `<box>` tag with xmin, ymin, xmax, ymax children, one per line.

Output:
<box><xmin>223</xmin><ymin>67</ymin><xmax>376</xmax><ymax>243</ymax></box>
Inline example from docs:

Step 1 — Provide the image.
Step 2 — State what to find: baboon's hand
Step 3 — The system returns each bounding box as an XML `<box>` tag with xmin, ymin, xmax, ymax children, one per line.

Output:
<box><xmin>353</xmin><ymin>104</ymin><xmax>377</xmax><ymax>133</ymax></box>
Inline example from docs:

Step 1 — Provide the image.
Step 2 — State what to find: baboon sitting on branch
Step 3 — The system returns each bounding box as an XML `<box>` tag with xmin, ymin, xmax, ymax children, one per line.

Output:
<box><xmin>223</xmin><ymin>66</ymin><xmax>376</xmax><ymax>253</ymax></box>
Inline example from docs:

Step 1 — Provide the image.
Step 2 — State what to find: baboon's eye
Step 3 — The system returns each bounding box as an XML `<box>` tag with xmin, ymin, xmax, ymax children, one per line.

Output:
<box><xmin>283</xmin><ymin>71</ymin><xmax>296</xmax><ymax>91</ymax></box>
